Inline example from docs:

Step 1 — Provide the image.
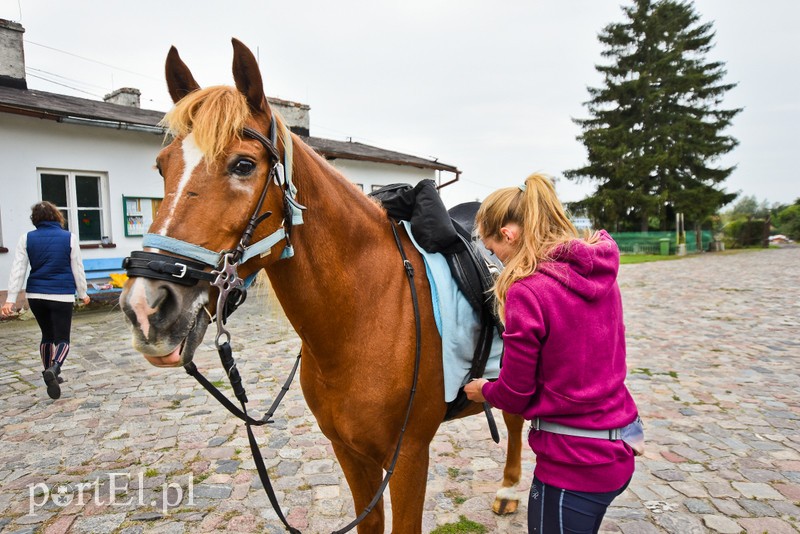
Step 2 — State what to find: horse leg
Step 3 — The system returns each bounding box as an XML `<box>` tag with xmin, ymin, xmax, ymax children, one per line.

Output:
<box><xmin>493</xmin><ymin>411</ymin><xmax>525</xmax><ymax>515</ymax></box>
<box><xmin>330</xmin><ymin>442</ymin><xmax>386</xmax><ymax>533</ymax></box>
<box><xmin>386</xmin><ymin>443</ymin><xmax>431</xmax><ymax>534</ymax></box>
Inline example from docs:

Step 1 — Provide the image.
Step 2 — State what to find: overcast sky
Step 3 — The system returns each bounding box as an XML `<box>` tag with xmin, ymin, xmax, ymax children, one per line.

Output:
<box><xmin>2</xmin><ymin>0</ymin><xmax>797</xmax><ymax>208</ymax></box>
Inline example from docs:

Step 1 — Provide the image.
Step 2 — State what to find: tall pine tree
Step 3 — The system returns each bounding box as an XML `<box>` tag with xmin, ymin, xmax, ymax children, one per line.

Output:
<box><xmin>565</xmin><ymin>0</ymin><xmax>740</xmax><ymax>234</ymax></box>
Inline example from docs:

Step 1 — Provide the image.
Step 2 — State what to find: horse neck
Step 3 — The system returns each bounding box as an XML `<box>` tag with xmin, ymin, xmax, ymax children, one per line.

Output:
<box><xmin>265</xmin><ymin>137</ymin><xmax>394</xmax><ymax>342</ymax></box>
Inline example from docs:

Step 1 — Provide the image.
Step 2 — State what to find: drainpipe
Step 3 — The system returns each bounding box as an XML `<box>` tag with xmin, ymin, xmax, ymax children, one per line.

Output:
<box><xmin>436</xmin><ymin>169</ymin><xmax>461</xmax><ymax>190</ymax></box>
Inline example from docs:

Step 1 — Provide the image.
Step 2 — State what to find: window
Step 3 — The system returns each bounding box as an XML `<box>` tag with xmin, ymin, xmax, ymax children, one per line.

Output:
<box><xmin>39</xmin><ymin>169</ymin><xmax>109</xmax><ymax>243</ymax></box>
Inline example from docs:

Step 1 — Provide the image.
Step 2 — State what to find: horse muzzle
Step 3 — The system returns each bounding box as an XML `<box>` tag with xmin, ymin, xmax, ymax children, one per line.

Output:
<box><xmin>120</xmin><ymin>277</ymin><xmax>211</xmax><ymax>367</ymax></box>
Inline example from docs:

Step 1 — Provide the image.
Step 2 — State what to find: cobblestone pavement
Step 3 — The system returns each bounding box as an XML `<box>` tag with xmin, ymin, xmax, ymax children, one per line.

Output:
<box><xmin>1</xmin><ymin>247</ymin><xmax>798</xmax><ymax>534</ymax></box>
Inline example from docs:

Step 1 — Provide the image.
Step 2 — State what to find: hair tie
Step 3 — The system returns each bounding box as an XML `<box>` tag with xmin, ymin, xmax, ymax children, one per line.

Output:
<box><xmin>518</xmin><ymin>183</ymin><xmax>527</xmax><ymax>192</ymax></box>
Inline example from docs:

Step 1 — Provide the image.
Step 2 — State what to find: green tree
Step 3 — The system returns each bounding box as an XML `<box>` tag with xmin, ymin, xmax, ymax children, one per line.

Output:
<box><xmin>774</xmin><ymin>199</ymin><xmax>800</xmax><ymax>241</ymax></box>
<box><xmin>565</xmin><ymin>0</ymin><xmax>741</xmax><ymax>234</ymax></box>
<box><xmin>727</xmin><ymin>194</ymin><xmax>773</xmax><ymax>220</ymax></box>
<box><xmin>719</xmin><ymin>195</ymin><xmax>783</xmax><ymax>248</ymax></box>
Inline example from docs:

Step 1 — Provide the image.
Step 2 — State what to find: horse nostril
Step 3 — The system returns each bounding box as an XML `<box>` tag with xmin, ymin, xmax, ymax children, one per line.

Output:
<box><xmin>151</xmin><ymin>284</ymin><xmax>181</xmax><ymax>323</ymax></box>
<box><xmin>150</xmin><ymin>286</ymin><xmax>169</xmax><ymax>310</ymax></box>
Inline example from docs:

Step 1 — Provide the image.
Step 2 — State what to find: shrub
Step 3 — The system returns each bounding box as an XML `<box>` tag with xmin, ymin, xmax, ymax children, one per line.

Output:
<box><xmin>723</xmin><ymin>219</ymin><xmax>767</xmax><ymax>248</ymax></box>
<box><xmin>774</xmin><ymin>203</ymin><xmax>800</xmax><ymax>240</ymax></box>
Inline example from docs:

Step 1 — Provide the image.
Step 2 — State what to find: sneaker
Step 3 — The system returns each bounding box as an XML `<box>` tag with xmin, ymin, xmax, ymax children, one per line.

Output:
<box><xmin>42</xmin><ymin>366</ymin><xmax>61</xmax><ymax>399</ymax></box>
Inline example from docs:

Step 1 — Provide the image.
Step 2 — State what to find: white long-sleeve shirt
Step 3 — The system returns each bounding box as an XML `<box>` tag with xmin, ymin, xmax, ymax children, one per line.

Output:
<box><xmin>5</xmin><ymin>232</ymin><xmax>89</xmax><ymax>304</ymax></box>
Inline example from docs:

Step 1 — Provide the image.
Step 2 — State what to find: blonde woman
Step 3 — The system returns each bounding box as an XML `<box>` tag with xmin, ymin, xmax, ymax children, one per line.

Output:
<box><xmin>464</xmin><ymin>173</ymin><xmax>641</xmax><ymax>533</ymax></box>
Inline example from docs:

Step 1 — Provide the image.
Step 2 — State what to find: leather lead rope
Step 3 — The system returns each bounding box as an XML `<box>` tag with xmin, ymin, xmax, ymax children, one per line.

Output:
<box><xmin>185</xmin><ymin>352</ymin><xmax>301</xmax><ymax>534</ymax></box>
<box><xmin>183</xmin><ymin>219</ymin><xmax>422</xmax><ymax>534</ymax></box>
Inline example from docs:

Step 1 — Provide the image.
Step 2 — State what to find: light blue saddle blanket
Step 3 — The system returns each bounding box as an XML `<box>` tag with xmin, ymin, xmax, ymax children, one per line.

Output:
<box><xmin>401</xmin><ymin>221</ymin><xmax>502</xmax><ymax>402</ymax></box>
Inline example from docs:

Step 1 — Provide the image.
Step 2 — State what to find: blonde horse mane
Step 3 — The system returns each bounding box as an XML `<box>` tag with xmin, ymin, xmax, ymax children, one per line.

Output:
<box><xmin>160</xmin><ymin>86</ymin><xmax>253</xmax><ymax>161</ymax></box>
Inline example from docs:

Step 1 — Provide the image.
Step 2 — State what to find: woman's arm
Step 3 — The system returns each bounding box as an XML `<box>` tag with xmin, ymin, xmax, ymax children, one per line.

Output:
<box><xmin>480</xmin><ymin>283</ymin><xmax>547</xmax><ymax>415</ymax></box>
<box><xmin>69</xmin><ymin>234</ymin><xmax>89</xmax><ymax>302</ymax></box>
<box><xmin>4</xmin><ymin>234</ymin><xmax>30</xmax><ymax>306</ymax></box>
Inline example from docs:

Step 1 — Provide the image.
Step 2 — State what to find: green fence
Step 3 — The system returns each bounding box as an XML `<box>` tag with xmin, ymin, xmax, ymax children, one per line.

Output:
<box><xmin>610</xmin><ymin>231</ymin><xmax>713</xmax><ymax>255</ymax></box>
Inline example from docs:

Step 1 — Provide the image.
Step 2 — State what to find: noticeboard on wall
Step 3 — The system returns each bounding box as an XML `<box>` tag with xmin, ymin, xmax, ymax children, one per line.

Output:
<box><xmin>123</xmin><ymin>196</ymin><xmax>162</xmax><ymax>237</ymax></box>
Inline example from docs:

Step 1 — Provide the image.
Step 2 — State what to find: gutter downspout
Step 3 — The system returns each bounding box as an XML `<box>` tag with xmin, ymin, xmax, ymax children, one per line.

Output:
<box><xmin>436</xmin><ymin>169</ymin><xmax>461</xmax><ymax>190</ymax></box>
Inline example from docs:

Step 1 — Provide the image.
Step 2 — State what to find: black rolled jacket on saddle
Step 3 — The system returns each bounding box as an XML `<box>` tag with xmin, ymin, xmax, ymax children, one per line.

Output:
<box><xmin>370</xmin><ymin>180</ymin><xmax>503</xmax><ymax>420</ymax></box>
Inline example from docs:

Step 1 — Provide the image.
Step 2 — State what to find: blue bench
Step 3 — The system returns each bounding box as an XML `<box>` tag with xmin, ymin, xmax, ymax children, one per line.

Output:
<box><xmin>84</xmin><ymin>257</ymin><xmax>125</xmax><ymax>296</ymax></box>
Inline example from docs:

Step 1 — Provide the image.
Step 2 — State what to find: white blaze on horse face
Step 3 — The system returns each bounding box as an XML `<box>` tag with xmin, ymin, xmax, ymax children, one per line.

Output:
<box><xmin>128</xmin><ymin>277</ymin><xmax>157</xmax><ymax>340</ymax></box>
<box><xmin>159</xmin><ymin>133</ymin><xmax>204</xmax><ymax>234</ymax></box>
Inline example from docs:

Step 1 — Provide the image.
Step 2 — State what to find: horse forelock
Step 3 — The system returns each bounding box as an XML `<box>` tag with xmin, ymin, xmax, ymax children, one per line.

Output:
<box><xmin>160</xmin><ymin>85</ymin><xmax>252</xmax><ymax>161</ymax></box>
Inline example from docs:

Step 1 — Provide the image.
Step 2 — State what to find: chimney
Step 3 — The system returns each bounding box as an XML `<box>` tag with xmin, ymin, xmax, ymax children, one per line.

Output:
<box><xmin>267</xmin><ymin>96</ymin><xmax>311</xmax><ymax>136</ymax></box>
<box><xmin>0</xmin><ymin>19</ymin><xmax>26</xmax><ymax>89</ymax></box>
<box><xmin>103</xmin><ymin>87</ymin><xmax>141</xmax><ymax>108</ymax></box>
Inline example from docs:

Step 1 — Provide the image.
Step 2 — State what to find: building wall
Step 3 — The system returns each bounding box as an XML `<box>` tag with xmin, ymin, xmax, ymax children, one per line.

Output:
<box><xmin>0</xmin><ymin>114</ymin><xmax>164</xmax><ymax>293</ymax></box>
<box><xmin>328</xmin><ymin>158</ymin><xmax>436</xmax><ymax>194</ymax></box>
<box><xmin>0</xmin><ymin>114</ymin><xmax>434</xmax><ymax>295</ymax></box>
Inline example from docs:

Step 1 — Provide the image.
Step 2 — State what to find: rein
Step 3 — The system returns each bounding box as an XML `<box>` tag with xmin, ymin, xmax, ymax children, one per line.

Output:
<box><xmin>182</xmin><ymin>220</ymin><xmax>422</xmax><ymax>534</ymax></box>
<box><xmin>124</xmin><ymin>120</ymin><xmax>423</xmax><ymax>533</ymax></box>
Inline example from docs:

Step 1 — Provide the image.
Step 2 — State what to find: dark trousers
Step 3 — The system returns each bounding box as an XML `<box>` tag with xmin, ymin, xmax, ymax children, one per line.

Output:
<box><xmin>27</xmin><ymin>299</ymin><xmax>73</xmax><ymax>369</ymax></box>
<box><xmin>528</xmin><ymin>476</ymin><xmax>630</xmax><ymax>534</ymax></box>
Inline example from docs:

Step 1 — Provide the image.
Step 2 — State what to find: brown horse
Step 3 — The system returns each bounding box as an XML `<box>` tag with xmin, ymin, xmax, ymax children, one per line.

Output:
<box><xmin>120</xmin><ymin>39</ymin><xmax>524</xmax><ymax>533</ymax></box>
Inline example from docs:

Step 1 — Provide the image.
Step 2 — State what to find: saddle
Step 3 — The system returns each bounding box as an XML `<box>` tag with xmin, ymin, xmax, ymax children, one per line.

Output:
<box><xmin>370</xmin><ymin>180</ymin><xmax>504</xmax><ymax>420</ymax></box>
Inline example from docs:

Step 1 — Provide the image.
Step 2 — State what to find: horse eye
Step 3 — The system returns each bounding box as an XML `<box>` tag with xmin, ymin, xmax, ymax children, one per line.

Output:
<box><xmin>231</xmin><ymin>158</ymin><xmax>257</xmax><ymax>177</ymax></box>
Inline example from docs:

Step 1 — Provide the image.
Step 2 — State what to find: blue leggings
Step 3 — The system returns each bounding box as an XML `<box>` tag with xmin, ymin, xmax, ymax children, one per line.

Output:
<box><xmin>528</xmin><ymin>476</ymin><xmax>630</xmax><ymax>534</ymax></box>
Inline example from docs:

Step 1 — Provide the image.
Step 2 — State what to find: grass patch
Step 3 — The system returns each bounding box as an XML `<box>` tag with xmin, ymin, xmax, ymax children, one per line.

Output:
<box><xmin>620</xmin><ymin>254</ymin><xmax>685</xmax><ymax>264</ymax></box>
<box><xmin>144</xmin><ymin>468</ymin><xmax>159</xmax><ymax>478</ymax></box>
<box><xmin>431</xmin><ymin>515</ymin><xmax>487</xmax><ymax>534</ymax></box>
<box><xmin>447</xmin><ymin>467</ymin><xmax>461</xmax><ymax>479</ymax></box>
<box><xmin>444</xmin><ymin>489</ymin><xmax>467</xmax><ymax>505</ymax></box>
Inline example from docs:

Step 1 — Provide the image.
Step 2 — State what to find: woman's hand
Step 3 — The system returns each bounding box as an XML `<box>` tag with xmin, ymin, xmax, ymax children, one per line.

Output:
<box><xmin>81</xmin><ymin>296</ymin><xmax>90</xmax><ymax>306</ymax></box>
<box><xmin>1</xmin><ymin>302</ymin><xmax>15</xmax><ymax>317</ymax></box>
<box><xmin>464</xmin><ymin>378</ymin><xmax>488</xmax><ymax>403</ymax></box>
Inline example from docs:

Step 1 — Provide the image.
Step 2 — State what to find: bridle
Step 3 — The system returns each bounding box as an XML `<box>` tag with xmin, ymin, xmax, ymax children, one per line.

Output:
<box><xmin>124</xmin><ymin>118</ymin><xmax>304</xmax><ymax>344</ymax></box>
<box><xmin>123</xmin><ymin>118</ymin><xmax>423</xmax><ymax>533</ymax></box>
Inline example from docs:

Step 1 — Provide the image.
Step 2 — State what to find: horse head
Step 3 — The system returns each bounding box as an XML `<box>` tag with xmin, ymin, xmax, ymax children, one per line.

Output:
<box><xmin>120</xmin><ymin>39</ymin><xmax>294</xmax><ymax>368</ymax></box>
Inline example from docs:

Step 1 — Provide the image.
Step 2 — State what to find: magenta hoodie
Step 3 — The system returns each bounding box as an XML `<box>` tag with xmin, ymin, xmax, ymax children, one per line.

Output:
<box><xmin>482</xmin><ymin>230</ymin><xmax>638</xmax><ymax>493</ymax></box>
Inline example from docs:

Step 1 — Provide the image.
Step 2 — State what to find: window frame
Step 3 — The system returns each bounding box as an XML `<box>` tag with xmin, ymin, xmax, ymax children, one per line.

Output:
<box><xmin>37</xmin><ymin>168</ymin><xmax>111</xmax><ymax>244</ymax></box>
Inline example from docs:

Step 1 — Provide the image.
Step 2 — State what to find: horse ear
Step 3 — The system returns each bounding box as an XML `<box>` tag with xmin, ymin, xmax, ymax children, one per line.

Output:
<box><xmin>165</xmin><ymin>46</ymin><xmax>201</xmax><ymax>103</ymax></box>
<box><xmin>231</xmin><ymin>38</ymin><xmax>267</xmax><ymax>113</ymax></box>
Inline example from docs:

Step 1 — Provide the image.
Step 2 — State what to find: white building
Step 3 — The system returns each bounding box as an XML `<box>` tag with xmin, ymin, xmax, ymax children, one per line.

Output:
<box><xmin>0</xmin><ymin>19</ymin><xmax>459</xmax><ymax>303</ymax></box>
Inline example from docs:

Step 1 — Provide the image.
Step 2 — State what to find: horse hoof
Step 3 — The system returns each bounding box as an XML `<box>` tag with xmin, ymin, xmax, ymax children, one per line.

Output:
<box><xmin>492</xmin><ymin>497</ymin><xmax>519</xmax><ymax>515</ymax></box>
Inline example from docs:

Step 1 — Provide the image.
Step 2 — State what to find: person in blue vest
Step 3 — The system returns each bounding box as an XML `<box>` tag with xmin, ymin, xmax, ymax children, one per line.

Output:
<box><xmin>2</xmin><ymin>201</ymin><xmax>90</xmax><ymax>399</ymax></box>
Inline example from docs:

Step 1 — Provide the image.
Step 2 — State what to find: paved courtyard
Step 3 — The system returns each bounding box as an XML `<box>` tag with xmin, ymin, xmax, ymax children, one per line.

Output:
<box><xmin>1</xmin><ymin>246</ymin><xmax>798</xmax><ymax>533</ymax></box>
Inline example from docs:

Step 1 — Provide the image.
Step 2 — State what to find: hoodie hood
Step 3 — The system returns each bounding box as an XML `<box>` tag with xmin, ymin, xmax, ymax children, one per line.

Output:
<box><xmin>536</xmin><ymin>230</ymin><xmax>620</xmax><ymax>301</ymax></box>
